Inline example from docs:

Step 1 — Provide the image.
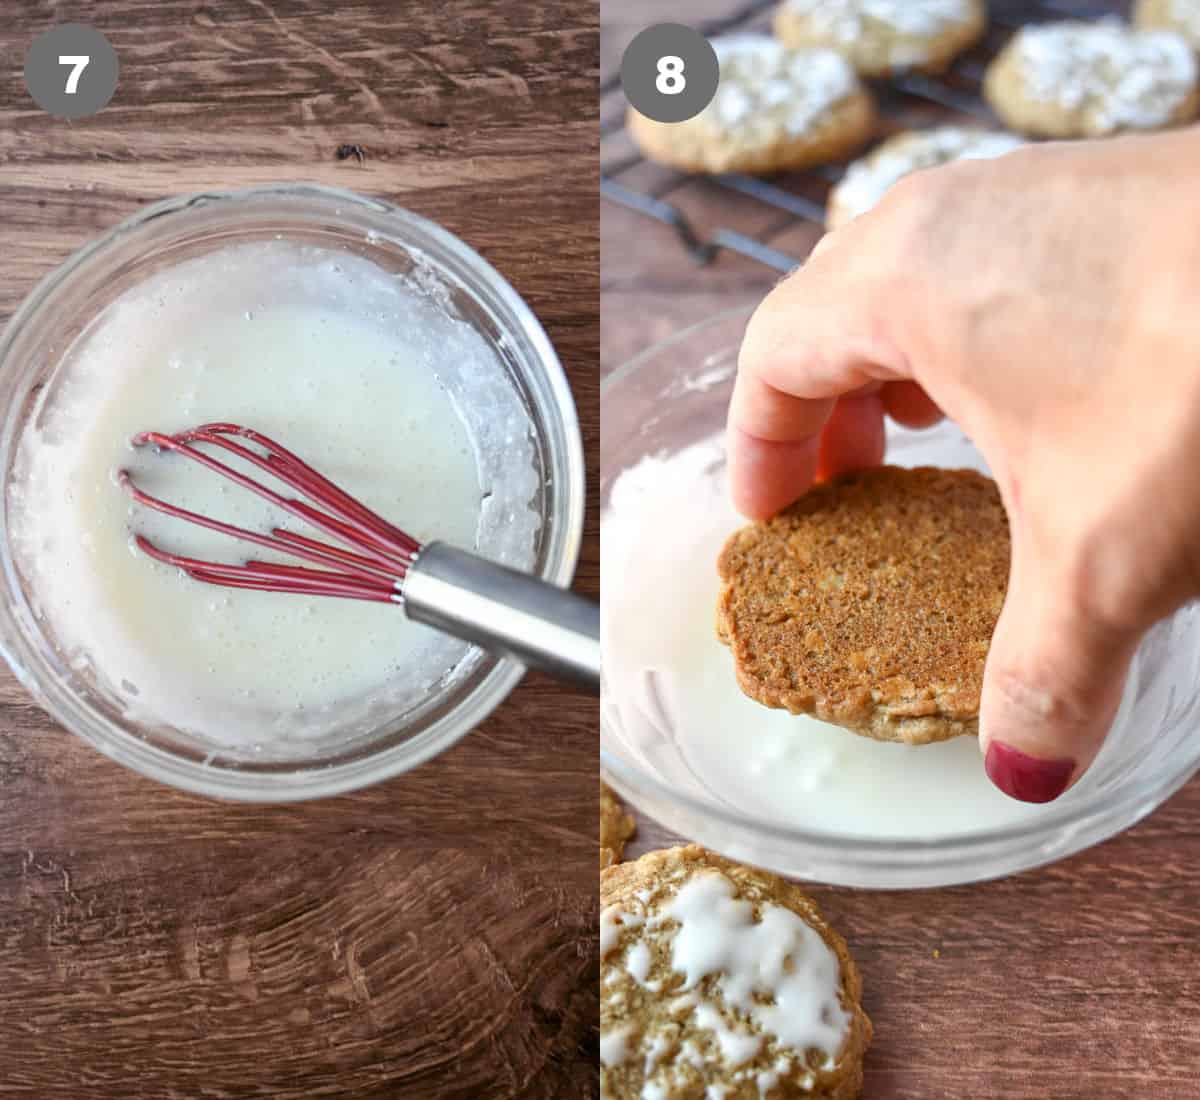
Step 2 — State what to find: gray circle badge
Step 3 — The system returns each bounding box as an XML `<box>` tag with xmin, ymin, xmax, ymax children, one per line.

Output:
<box><xmin>25</xmin><ymin>24</ymin><xmax>119</xmax><ymax>119</ymax></box>
<box><xmin>621</xmin><ymin>23</ymin><xmax>719</xmax><ymax>124</ymax></box>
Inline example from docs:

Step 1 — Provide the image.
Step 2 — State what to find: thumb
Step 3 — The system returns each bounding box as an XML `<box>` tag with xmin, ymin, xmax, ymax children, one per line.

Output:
<box><xmin>979</xmin><ymin>548</ymin><xmax>1141</xmax><ymax>804</ymax></box>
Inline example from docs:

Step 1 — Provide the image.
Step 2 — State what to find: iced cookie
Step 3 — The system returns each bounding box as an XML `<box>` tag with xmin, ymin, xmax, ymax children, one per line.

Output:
<box><xmin>600</xmin><ymin>846</ymin><xmax>871</xmax><ymax>1100</ymax></box>
<box><xmin>628</xmin><ymin>36</ymin><xmax>875</xmax><ymax>175</ymax></box>
<box><xmin>717</xmin><ymin>467</ymin><xmax>1008</xmax><ymax>746</ymax></box>
<box><xmin>826</xmin><ymin>126</ymin><xmax>1024</xmax><ymax>228</ymax></box>
<box><xmin>1135</xmin><ymin>0</ymin><xmax>1200</xmax><ymax>52</ymax></box>
<box><xmin>601</xmin><ymin>780</ymin><xmax>637</xmax><ymax>869</ymax></box>
<box><xmin>773</xmin><ymin>0</ymin><xmax>986</xmax><ymax>77</ymax></box>
<box><xmin>983</xmin><ymin>20</ymin><xmax>1200</xmax><ymax>138</ymax></box>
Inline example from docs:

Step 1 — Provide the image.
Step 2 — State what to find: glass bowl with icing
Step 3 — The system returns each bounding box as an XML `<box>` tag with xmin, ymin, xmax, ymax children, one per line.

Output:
<box><xmin>0</xmin><ymin>184</ymin><xmax>584</xmax><ymax>801</ymax></box>
<box><xmin>601</xmin><ymin>306</ymin><xmax>1200</xmax><ymax>888</ymax></box>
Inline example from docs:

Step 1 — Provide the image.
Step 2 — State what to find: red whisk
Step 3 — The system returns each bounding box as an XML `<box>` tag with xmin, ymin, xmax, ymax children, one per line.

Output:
<box><xmin>119</xmin><ymin>423</ymin><xmax>598</xmax><ymax>690</ymax></box>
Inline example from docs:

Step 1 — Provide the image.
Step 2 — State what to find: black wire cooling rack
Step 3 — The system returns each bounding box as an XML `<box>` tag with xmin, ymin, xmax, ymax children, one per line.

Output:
<box><xmin>600</xmin><ymin>0</ymin><xmax>1124</xmax><ymax>272</ymax></box>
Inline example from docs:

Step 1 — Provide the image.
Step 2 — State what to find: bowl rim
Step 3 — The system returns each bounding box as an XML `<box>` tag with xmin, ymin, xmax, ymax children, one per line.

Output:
<box><xmin>600</xmin><ymin>304</ymin><xmax>1200</xmax><ymax>884</ymax></box>
<box><xmin>0</xmin><ymin>182</ymin><xmax>586</xmax><ymax>802</ymax></box>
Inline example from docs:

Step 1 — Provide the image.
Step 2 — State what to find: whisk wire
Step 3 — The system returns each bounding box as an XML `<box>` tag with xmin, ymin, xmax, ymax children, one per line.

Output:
<box><xmin>118</xmin><ymin>421</ymin><xmax>601</xmax><ymax>689</ymax></box>
<box><xmin>177</xmin><ymin>424</ymin><xmax>419</xmax><ymax>553</ymax></box>
<box><xmin>121</xmin><ymin>423</ymin><xmax>420</xmax><ymax>601</ymax></box>
<box><xmin>134</xmin><ymin>429</ymin><xmax>415</xmax><ymax>570</ymax></box>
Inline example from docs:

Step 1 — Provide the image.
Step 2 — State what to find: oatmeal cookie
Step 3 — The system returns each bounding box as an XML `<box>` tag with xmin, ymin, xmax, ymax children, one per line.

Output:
<box><xmin>601</xmin><ymin>846</ymin><xmax>871</xmax><ymax>1099</ymax></box>
<box><xmin>601</xmin><ymin>781</ymin><xmax>637</xmax><ymax>869</ymax></box>
<box><xmin>1134</xmin><ymin>0</ymin><xmax>1200</xmax><ymax>53</ymax></box>
<box><xmin>826</xmin><ymin>126</ymin><xmax>1024</xmax><ymax>228</ymax></box>
<box><xmin>717</xmin><ymin>467</ymin><xmax>1009</xmax><ymax>745</ymax></box>
<box><xmin>628</xmin><ymin>35</ymin><xmax>875</xmax><ymax>175</ymax></box>
<box><xmin>983</xmin><ymin>19</ymin><xmax>1199</xmax><ymax>138</ymax></box>
<box><xmin>773</xmin><ymin>0</ymin><xmax>986</xmax><ymax>77</ymax></box>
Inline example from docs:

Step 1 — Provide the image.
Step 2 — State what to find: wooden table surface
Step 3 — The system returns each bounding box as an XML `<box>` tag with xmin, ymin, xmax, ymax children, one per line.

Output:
<box><xmin>602</xmin><ymin>1</ymin><xmax>1200</xmax><ymax>1097</ymax></box>
<box><xmin>0</xmin><ymin>3</ymin><xmax>597</xmax><ymax>1096</ymax></box>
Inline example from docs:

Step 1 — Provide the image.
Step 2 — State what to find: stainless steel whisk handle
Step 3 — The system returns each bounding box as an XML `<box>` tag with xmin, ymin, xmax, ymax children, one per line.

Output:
<box><xmin>401</xmin><ymin>542</ymin><xmax>600</xmax><ymax>693</ymax></box>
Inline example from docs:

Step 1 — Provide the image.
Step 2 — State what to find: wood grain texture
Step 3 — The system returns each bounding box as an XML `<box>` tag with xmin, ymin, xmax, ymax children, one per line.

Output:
<box><xmin>0</xmin><ymin>2</ymin><xmax>597</xmax><ymax>1096</ymax></box>
<box><xmin>602</xmin><ymin>1</ymin><xmax>1200</xmax><ymax>1096</ymax></box>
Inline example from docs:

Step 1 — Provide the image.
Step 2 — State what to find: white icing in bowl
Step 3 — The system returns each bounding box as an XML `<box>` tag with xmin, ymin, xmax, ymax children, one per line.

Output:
<box><xmin>11</xmin><ymin>241</ymin><xmax>540</xmax><ymax>748</ymax></box>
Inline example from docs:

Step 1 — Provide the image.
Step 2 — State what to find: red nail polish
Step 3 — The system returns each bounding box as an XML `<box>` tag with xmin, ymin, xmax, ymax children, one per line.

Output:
<box><xmin>984</xmin><ymin>742</ymin><xmax>1075</xmax><ymax>804</ymax></box>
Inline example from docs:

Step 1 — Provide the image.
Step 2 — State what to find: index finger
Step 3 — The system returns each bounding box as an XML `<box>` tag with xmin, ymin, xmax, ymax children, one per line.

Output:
<box><xmin>727</xmin><ymin>236</ymin><xmax>914</xmax><ymax>517</ymax></box>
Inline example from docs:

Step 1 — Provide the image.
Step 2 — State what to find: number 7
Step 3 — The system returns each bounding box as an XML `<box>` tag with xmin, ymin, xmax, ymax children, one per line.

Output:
<box><xmin>58</xmin><ymin>55</ymin><xmax>90</xmax><ymax>95</ymax></box>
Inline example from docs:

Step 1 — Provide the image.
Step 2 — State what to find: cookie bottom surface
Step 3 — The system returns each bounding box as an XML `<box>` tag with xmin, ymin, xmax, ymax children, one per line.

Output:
<box><xmin>716</xmin><ymin>467</ymin><xmax>1009</xmax><ymax>746</ymax></box>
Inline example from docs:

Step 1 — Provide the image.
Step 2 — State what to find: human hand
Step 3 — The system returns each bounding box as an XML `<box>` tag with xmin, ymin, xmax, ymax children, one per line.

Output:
<box><xmin>729</xmin><ymin>127</ymin><xmax>1200</xmax><ymax>802</ymax></box>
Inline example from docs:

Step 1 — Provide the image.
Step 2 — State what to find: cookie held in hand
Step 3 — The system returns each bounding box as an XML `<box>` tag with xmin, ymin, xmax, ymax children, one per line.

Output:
<box><xmin>717</xmin><ymin>467</ymin><xmax>1009</xmax><ymax>745</ymax></box>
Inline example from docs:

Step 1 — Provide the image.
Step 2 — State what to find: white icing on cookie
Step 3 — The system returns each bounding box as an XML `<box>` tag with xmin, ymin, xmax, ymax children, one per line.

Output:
<box><xmin>705</xmin><ymin>35</ymin><xmax>859</xmax><ymax>139</ymax></box>
<box><xmin>643</xmin><ymin>1034</ymin><xmax>671</xmax><ymax>1075</ymax></box>
<box><xmin>625</xmin><ymin>939</ymin><xmax>662</xmax><ymax>990</ymax></box>
<box><xmin>1170</xmin><ymin>0</ymin><xmax>1200</xmax><ymax>38</ymax></box>
<box><xmin>660</xmin><ymin>871</ymin><xmax>849</xmax><ymax>1058</ymax></box>
<box><xmin>1011</xmin><ymin>20</ymin><xmax>1197</xmax><ymax>132</ymax></box>
<box><xmin>832</xmin><ymin>127</ymin><xmax>1024</xmax><ymax>222</ymax></box>
<box><xmin>601</xmin><ymin>1024</ymin><xmax>633</xmax><ymax>1067</ymax></box>
<box><xmin>601</xmin><ymin>869</ymin><xmax>852</xmax><ymax>1098</ymax></box>
<box><xmin>602</xmin><ymin>906</ymin><xmax>643</xmax><ymax>957</ymax></box>
<box><xmin>693</xmin><ymin>1002</ymin><xmax>764</xmax><ymax>1066</ymax></box>
<box><xmin>785</xmin><ymin>0</ymin><xmax>975</xmax><ymax>40</ymax></box>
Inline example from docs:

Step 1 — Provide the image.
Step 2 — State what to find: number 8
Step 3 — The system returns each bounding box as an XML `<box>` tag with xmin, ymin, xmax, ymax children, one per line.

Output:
<box><xmin>656</xmin><ymin>55</ymin><xmax>685</xmax><ymax>96</ymax></box>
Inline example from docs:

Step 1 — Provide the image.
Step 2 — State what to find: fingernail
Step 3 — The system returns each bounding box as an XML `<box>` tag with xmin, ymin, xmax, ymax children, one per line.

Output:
<box><xmin>984</xmin><ymin>742</ymin><xmax>1075</xmax><ymax>803</ymax></box>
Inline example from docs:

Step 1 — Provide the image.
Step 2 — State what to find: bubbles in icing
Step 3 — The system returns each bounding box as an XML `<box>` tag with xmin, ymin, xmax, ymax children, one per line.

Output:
<box><xmin>832</xmin><ymin>127</ymin><xmax>1025</xmax><ymax>222</ymax></box>
<box><xmin>704</xmin><ymin>36</ymin><xmax>859</xmax><ymax>138</ymax></box>
<box><xmin>1011</xmin><ymin>20</ymin><xmax>1197</xmax><ymax>132</ymax></box>
<box><xmin>786</xmin><ymin>0</ymin><xmax>975</xmax><ymax>39</ymax></box>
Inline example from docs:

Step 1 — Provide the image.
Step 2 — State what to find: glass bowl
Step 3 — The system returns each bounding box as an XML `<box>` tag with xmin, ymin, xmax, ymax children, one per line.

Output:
<box><xmin>601</xmin><ymin>306</ymin><xmax>1200</xmax><ymax>888</ymax></box>
<box><xmin>0</xmin><ymin>183</ymin><xmax>584</xmax><ymax>801</ymax></box>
